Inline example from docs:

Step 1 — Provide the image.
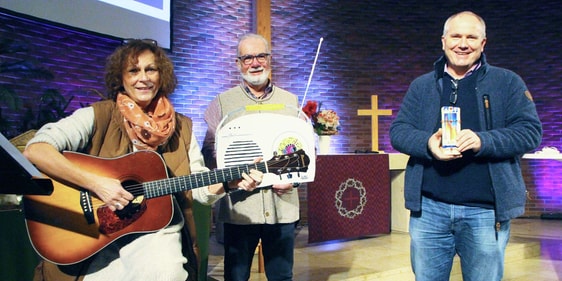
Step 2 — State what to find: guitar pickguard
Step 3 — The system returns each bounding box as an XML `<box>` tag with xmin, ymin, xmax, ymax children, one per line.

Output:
<box><xmin>97</xmin><ymin>200</ymin><xmax>147</xmax><ymax>235</ymax></box>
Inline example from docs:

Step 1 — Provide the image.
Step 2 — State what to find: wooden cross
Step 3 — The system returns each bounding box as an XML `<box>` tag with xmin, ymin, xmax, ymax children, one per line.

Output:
<box><xmin>357</xmin><ymin>95</ymin><xmax>392</xmax><ymax>152</ymax></box>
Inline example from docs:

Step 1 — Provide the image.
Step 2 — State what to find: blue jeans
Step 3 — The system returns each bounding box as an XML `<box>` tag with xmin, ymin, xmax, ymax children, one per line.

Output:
<box><xmin>223</xmin><ymin>223</ymin><xmax>295</xmax><ymax>281</ymax></box>
<box><xmin>409</xmin><ymin>196</ymin><xmax>510</xmax><ymax>281</ymax></box>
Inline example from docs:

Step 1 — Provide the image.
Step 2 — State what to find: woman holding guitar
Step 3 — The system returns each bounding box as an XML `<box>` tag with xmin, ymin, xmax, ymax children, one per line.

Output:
<box><xmin>23</xmin><ymin>39</ymin><xmax>263</xmax><ymax>281</ymax></box>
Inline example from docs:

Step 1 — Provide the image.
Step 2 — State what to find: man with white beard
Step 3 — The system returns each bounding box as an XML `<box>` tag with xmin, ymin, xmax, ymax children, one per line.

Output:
<box><xmin>202</xmin><ymin>33</ymin><xmax>300</xmax><ymax>281</ymax></box>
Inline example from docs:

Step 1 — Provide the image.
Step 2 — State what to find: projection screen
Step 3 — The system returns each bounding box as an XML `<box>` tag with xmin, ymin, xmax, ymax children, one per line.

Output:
<box><xmin>0</xmin><ymin>0</ymin><xmax>172</xmax><ymax>49</ymax></box>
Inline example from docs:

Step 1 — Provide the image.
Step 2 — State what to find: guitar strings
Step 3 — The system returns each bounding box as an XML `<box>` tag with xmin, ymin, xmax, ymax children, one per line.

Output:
<box><xmin>87</xmin><ymin>157</ymin><xmax>301</xmax><ymax>208</ymax></box>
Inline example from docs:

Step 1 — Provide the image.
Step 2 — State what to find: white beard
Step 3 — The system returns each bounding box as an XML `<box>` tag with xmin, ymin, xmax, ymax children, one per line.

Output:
<box><xmin>241</xmin><ymin>68</ymin><xmax>270</xmax><ymax>86</ymax></box>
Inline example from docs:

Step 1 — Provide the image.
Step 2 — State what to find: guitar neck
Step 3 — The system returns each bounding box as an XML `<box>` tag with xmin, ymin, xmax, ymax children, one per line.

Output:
<box><xmin>142</xmin><ymin>162</ymin><xmax>268</xmax><ymax>198</ymax></box>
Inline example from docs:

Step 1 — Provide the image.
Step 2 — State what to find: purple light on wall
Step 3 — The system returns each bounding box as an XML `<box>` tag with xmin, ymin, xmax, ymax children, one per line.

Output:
<box><xmin>523</xmin><ymin>157</ymin><xmax>562</xmax><ymax>215</ymax></box>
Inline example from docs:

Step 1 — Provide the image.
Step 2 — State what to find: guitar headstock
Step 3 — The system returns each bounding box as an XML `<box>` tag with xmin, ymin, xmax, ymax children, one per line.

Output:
<box><xmin>266</xmin><ymin>149</ymin><xmax>310</xmax><ymax>175</ymax></box>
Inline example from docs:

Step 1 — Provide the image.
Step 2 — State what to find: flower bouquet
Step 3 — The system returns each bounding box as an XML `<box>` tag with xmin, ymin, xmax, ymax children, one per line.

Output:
<box><xmin>302</xmin><ymin>100</ymin><xmax>341</xmax><ymax>135</ymax></box>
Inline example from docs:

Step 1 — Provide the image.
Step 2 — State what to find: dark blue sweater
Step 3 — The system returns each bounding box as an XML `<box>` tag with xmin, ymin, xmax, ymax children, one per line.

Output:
<box><xmin>422</xmin><ymin>71</ymin><xmax>494</xmax><ymax>209</ymax></box>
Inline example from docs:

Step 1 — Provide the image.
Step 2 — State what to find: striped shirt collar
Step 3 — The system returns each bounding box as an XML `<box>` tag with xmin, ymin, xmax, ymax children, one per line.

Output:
<box><xmin>444</xmin><ymin>61</ymin><xmax>481</xmax><ymax>79</ymax></box>
<box><xmin>242</xmin><ymin>80</ymin><xmax>273</xmax><ymax>100</ymax></box>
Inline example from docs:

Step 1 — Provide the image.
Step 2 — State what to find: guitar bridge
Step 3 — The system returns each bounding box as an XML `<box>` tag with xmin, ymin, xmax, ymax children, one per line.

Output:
<box><xmin>80</xmin><ymin>190</ymin><xmax>95</xmax><ymax>224</ymax></box>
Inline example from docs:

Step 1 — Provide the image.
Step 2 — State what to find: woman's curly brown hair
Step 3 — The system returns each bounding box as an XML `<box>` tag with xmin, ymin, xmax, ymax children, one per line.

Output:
<box><xmin>104</xmin><ymin>40</ymin><xmax>177</xmax><ymax>101</ymax></box>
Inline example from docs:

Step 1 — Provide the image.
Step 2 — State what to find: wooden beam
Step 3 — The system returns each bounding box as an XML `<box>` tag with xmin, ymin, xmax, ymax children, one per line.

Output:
<box><xmin>253</xmin><ymin>0</ymin><xmax>271</xmax><ymax>44</ymax></box>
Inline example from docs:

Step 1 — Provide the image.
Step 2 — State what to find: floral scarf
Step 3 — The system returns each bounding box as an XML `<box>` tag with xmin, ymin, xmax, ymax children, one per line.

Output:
<box><xmin>117</xmin><ymin>93</ymin><xmax>176</xmax><ymax>151</ymax></box>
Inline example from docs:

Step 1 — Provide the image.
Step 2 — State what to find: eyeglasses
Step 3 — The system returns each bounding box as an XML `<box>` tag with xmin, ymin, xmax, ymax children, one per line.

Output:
<box><xmin>121</xmin><ymin>38</ymin><xmax>158</xmax><ymax>46</ymax></box>
<box><xmin>237</xmin><ymin>53</ymin><xmax>270</xmax><ymax>65</ymax></box>
<box><xmin>450</xmin><ymin>79</ymin><xmax>458</xmax><ymax>105</ymax></box>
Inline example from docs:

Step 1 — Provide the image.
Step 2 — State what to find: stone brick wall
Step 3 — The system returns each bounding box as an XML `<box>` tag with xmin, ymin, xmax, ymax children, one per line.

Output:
<box><xmin>1</xmin><ymin>0</ymin><xmax>561</xmax><ymax>217</ymax></box>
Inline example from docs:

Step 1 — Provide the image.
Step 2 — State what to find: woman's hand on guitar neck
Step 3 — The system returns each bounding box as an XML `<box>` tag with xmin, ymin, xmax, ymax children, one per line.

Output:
<box><xmin>237</xmin><ymin>168</ymin><xmax>264</xmax><ymax>192</ymax></box>
<box><xmin>226</xmin><ymin>157</ymin><xmax>264</xmax><ymax>193</ymax></box>
<box><xmin>222</xmin><ymin>168</ymin><xmax>264</xmax><ymax>193</ymax></box>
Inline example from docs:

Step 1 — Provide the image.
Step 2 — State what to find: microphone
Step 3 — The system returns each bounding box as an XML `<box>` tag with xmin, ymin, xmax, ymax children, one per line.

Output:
<box><xmin>483</xmin><ymin>95</ymin><xmax>492</xmax><ymax>130</ymax></box>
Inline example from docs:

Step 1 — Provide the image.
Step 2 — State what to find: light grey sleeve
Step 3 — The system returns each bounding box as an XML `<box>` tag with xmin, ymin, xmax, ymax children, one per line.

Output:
<box><xmin>26</xmin><ymin>107</ymin><xmax>95</xmax><ymax>152</ymax></box>
<box><xmin>189</xmin><ymin>132</ymin><xmax>225</xmax><ymax>205</ymax></box>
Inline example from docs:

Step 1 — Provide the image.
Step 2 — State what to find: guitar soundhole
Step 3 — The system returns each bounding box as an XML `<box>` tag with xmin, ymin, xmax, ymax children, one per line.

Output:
<box><xmin>97</xmin><ymin>180</ymin><xmax>147</xmax><ymax>235</ymax></box>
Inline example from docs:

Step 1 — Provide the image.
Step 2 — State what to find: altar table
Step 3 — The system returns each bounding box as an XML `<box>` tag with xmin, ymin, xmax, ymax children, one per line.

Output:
<box><xmin>307</xmin><ymin>154</ymin><xmax>390</xmax><ymax>243</ymax></box>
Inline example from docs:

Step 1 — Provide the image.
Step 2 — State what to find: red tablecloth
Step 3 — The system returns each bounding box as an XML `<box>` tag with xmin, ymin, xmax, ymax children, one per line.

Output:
<box><xmin>307</xmin><ymin>154</ymin><xmax>390</xmax><ymax>243</ymax></box>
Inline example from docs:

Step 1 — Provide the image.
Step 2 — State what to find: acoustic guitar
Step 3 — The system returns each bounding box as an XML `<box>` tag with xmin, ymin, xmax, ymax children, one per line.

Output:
<box><xmin>22</xmin><ymin>149</ymin><xmax>309</xmax><ymax>265</ymax></box>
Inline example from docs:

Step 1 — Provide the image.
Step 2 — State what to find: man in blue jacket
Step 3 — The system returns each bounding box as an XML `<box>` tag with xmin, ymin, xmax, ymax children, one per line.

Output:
<box><xmin>390</xmin><ymin>11</ymin><xmax>542</xmax><ymax>281</ymax></box>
